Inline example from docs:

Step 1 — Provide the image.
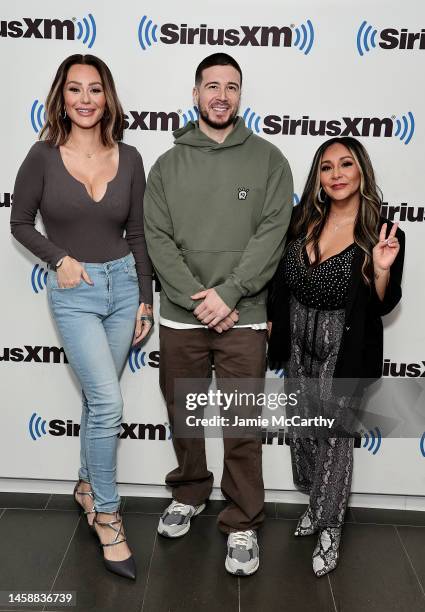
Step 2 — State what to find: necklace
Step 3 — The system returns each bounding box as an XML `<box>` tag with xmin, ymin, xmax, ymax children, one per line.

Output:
<box><xmin>328</xmin><ymin>214</ymin><xmax>356</xmax><ymax>232</ymax></box>
<box><xmin>67</xmin><ymin>141</ymin><xmax>103</xmax><ymax>159</ymax></box>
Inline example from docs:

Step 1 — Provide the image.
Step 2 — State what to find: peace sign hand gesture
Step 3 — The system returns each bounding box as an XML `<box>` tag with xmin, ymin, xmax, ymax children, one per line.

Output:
<box><xmin>373</xmin><ymin>223</ymin><xmax>400</xmax><ymax>271</ymax></box>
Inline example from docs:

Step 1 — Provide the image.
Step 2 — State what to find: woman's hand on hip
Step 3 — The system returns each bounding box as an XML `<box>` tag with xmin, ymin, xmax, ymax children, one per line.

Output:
<box><xmin>133</xmin><ymin>303</ymin><xmax>153</xmax><ymax>345</ymax></box>
<box><xmin>56</xmin><ymin>256</ymin><xmax>93</xmax><ymax>288</ymax></box>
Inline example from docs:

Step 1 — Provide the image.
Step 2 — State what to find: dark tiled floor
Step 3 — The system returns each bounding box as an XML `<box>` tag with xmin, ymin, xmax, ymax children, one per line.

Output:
<box><xmin>142</xmin><ymin>516</ymin><xmax>238</xmax><ymax>612</ymax></box>
<box><xmin>351</xmin><ymin>506</ymin><xmax>425</xmax><ymax>526</ymax></box>
<box><xmin>0</xmin><ymin>492</ymin><xmax>51</xmax><ymax>510</ymax></box>
<box><xmin>396</xmin><ymin>525</ymin><xmax>425</xmax><ymax>594</ymax></box>
<box><xmin>239</xmin><ymin>519</ymin><xmax>335</xmax><ymax>612</ymax></box>
<box><xmin>0</xmin><ymin>493</ymin><xmax>424</xmax><ymax>612</ymax></box>
<box><xmin>276</xmin><ymin>502</ymin><xmax>356</xmax><ymax>523</ymax></box>
<box><xmin>329</xmin><ymin>524</ymin><xmax>425</xmax><ymax>612</ymax></box>
<box><xmin>44</xmin><ymin>514</ymin><xmax>158</xmax><ymax>612</ymax></box>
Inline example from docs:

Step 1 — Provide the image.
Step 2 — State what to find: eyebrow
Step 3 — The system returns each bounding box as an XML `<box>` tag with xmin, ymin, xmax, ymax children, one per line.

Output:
<box><xmin>321</xmin><ymin>155</ymin><xmax>353</xmax><ymax>164</ymax></box>
<box><xmin>204</xmin><ymin>80</ymin><xmax>240</xmax><ymax>88</ymax></box>
<box><xmin>66</xmin><ymin>80</ymin><xmax>103</xmax><ymax>86</ymax></box>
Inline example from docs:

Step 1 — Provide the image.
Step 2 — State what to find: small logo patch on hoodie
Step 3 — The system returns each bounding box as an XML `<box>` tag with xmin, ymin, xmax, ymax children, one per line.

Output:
<box><xmin>238</xmin><ymin>188</ymin><xmax>249</xmax><ymax>200</ymax></box>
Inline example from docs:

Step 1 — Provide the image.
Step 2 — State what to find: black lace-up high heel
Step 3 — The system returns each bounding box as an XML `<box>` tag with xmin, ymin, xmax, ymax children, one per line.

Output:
<box><xmin>93</xmin><ymin>512</ymin><xmax>137</xmax><ymax>580</ymax></box>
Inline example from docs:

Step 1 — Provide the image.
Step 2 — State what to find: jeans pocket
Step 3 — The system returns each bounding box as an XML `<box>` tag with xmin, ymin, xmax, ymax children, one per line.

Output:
<box><xmin>53</xmin><ymin>280</ymin><xmax>83</xmax><ymax>291</ymax></box>
<box><xmin>127</xmin><ymin>265</ymin><xmax>138</xmax><ymax>281</ymax></box>
<box><xmin>48</xmin><ymin>271</ymin><xmax>84</xmax><ymax>291</ymax></box>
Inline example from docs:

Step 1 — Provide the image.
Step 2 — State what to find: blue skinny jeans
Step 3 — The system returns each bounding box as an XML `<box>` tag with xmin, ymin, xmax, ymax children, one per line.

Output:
<box><xmin>47</xmin><ymin>253</ymin><xmax>139</xmax><ymax>512</ymax></box>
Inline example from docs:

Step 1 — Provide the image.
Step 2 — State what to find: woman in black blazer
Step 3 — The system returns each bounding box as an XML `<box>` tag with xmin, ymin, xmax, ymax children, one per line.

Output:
<box><xmin>268</xmin><ymin>137</ymin><xmax>404</xmax><ymax>577</ymax></box>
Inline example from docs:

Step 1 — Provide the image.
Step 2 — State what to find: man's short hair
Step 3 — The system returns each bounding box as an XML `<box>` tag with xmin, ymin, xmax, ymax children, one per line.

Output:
<box><xmin>195</xmin><ymin>53</ymin><xmax>243</xmax><ymax>86</ymax></box>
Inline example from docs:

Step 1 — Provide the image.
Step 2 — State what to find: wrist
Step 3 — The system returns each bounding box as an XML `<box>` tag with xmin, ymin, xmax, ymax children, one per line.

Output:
<box><xmin>373</xmin><ymin>264</ymin><xmax>390</xmax><ymax>275</ymax></box>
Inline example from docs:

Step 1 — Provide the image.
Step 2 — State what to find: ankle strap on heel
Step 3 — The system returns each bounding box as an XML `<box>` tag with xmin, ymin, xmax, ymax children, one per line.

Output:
<box><xmin>74</xmin><ymin>481</ymin><xmax>95</xmax><ymax>516</ymax></box>
<box><xmin>94</xmin><ymin>513</ymin><xmax>127</xmax><ymax>548</ymax></box>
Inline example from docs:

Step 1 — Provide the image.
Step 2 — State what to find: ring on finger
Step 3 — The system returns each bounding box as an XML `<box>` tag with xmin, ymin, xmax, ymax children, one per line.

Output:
<box><xmin>139</xmin><ymin>314</ymin><xmax>154</xmax><ymax>324</ymax></box>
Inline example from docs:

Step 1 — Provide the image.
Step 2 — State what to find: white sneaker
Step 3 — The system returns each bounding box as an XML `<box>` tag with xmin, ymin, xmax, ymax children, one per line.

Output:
<box><xmin>225</xmin><ymin>530</ymin><xmax>259</xmax><ymax>576</ymax></box>
<box><xmin>157</xmin><ymin>500</ymin><xmax>206</xmax><ymax>538</ymax></box>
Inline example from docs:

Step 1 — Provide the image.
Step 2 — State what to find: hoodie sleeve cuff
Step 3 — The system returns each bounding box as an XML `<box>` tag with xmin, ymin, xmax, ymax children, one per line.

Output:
<box><xmin>214</xmin><ymin>279</ymin><xmax>245</xmax><ymax>310</ymax></box>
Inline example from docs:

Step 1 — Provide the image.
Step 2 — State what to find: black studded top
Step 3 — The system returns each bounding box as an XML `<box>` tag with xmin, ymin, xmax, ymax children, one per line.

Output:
<box><xmin>283</xmin><ymin>236</ymin><xmax>357</xmax><ymax>310</ymax></box>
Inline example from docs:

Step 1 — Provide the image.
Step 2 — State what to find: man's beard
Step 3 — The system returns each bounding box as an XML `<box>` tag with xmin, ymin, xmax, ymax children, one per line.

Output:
<box><xmin>198</xmin><ymin>105</ymin><xmax>239</xmax><ymax>130</ymax></box>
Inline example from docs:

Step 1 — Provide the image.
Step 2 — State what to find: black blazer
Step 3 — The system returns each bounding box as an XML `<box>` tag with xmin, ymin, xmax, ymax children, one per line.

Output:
<box><xmin>267</xmin><ymin>215</ymin><xmax>405</xmax><ymax>384</ymax></box>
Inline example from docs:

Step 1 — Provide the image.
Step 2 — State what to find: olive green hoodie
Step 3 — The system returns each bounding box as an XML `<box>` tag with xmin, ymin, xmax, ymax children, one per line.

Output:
<box><xmin>144</xmin><ymin>117</ymin><xmax>293</xmax><ymax>325</ymax></box>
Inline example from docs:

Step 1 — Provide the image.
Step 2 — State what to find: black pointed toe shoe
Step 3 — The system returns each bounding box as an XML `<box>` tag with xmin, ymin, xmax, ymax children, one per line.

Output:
<box><xmin>103</xmin><ymin>555</ymin><xmax>137</xmax><ymax>580</ymax></box>
<box><xmin>94</xmin><ymin>512</ymin><xmax>137</xmax><ymax>580</ymax></box>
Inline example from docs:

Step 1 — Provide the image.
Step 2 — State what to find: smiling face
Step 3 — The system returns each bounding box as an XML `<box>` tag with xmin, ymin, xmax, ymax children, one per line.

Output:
<box><xmin>193</xmin><ymin>64</ymin><xmax>241</xmax><ymax>131</ymax></box>
<box><xmin>63</xmin><ymin>63</ymin><xmax>106</xmax><ymax>130</ymax></box>
<box><xmin>320</xmin><ymin>142</ymin><xmax>361</xmax><ymax>202</ymax></box>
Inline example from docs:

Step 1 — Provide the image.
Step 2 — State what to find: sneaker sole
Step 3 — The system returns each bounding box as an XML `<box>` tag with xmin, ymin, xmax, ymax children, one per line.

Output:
<box><xmin>225</xmin><ymin>556</ymin><xmax>259</xmax><ymax>576</ymax></box>
<box><xmin>157</xmin><ymin>503</ymin><xmax>206</xmax><ymax>538</ymax></box>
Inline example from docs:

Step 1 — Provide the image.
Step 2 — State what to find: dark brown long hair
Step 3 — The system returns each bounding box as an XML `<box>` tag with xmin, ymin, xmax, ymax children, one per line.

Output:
<box><xmin>292</xmin><ymin>137</ymin><xmax>382</xmax><ymax>284</ymax></box>
<box><xmin>40</xmin><ymin>54</ymin><xmax>124</xmax><ymax>146</ymax></box>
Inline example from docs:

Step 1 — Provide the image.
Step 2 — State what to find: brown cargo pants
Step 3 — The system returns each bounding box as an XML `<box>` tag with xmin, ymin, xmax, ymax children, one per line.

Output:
<box><xmin>159</xmin><ymin>325</ymin><xmax>267</xmax><ymax>534</ymax></box>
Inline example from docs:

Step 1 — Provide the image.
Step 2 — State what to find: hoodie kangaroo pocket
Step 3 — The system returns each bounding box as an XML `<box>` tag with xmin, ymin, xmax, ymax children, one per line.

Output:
<box><xmin>180</xmin><ymin>249</ymin><xmax>245</xmax><ymax>288</ymax></box>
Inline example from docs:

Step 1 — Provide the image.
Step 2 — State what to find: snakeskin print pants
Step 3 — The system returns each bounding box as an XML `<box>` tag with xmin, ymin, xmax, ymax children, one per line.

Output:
<box><xmin>286</xmin><ymin>295</ymin><xmax>358</xmax><ymax>527</ymax></box>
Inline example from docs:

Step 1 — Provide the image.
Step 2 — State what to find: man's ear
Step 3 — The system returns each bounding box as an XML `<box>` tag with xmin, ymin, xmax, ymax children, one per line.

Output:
<box><xmin>192</xmin><ymin>86</ymin><xmax>199</xmax><ymax>106</ymax></box>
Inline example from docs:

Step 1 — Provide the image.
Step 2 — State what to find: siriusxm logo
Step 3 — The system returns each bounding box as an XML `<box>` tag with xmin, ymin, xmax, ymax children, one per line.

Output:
<box><xmin>128</xmin><ymin>348</ymin><xmax>160</xmax><ymax>373</ymax></box>
<box><xmin>1</xmin><ymin>192</ymin><xmax>12</xmax><ymax>208</ymax></box>
<box><xmin>31</xmin><ymin>264</ymin><xmax>48</xmax><ymax>294</ymax></box>
<box><xmin>381</xmin><ymin>202</ymin><xmax>425</xmax><ymax>223</ymax></box>
<box><xmin>243</xmin><ymin>108</ymin><xmax>415</xmax><ymax>145</ymax></box>
<box><xmin>123</xmin><ymin>106</ymin><xmax>198</xmax><ymax>131</ymax></box>
<box><xmin>30</xmin><ymin>100</ymin><xmax>45</xmax><ymax>133</ymax></box>
<box><xmin>29</xmin><ymin>413</ymin><xmax>47</xmax><ymax>440</ymax></box>
<box><xmin>383</xmin><ymin>359</ymin><xmax>425</xmax><ymax>378</ymax></box>
<box><xmin>361</xmin><ymin>427</ymin><xmax>382</xmax><ymax>455</ymax></box>
<box><xmin>0</xmin><ymin>15</ymin><xmax>96</xmax><ymax>47</ymax></box>
<box><xmin>138</xmin><ymin>17</ymin><xmax>314</xmax><ymax>54</ymax></box>
<box><xmin>357</xmin><ymin>21</ymin><xmax>425</xmax><ymax>56</ymax></box>
<box><xmin>28</xmin><ymin>414</ymin><xmax>170</xmax><ymax>441</ymax></box>
<box><xmin>0</xmin><ymin>345</ymin><xmax>68</xmax><ymax>364</ymax></box>
<box><xmin>30</xmin><ymin>100</ymin><xmax>199</xmax><ymax>134</ymax></box>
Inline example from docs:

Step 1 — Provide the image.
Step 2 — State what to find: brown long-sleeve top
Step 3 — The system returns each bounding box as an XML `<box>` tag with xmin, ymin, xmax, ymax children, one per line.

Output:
<box><xmin>11</xmin><ymin>140</ymin><xmax>153</xmax><ymax>304</ymax></box>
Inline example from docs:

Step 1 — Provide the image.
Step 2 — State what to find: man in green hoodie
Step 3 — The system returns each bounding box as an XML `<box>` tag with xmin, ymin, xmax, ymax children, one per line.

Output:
<box><xmin>144</xmin><ymin>53</ymin><xmax>293</xmax><ymax>576</ymax></box>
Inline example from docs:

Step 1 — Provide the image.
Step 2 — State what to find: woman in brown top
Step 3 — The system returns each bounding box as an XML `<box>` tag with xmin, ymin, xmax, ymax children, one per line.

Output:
<box><xmin>11</xmin><ymin>54</ymin><xmax>153</xmax><ymax>580</ymax></box>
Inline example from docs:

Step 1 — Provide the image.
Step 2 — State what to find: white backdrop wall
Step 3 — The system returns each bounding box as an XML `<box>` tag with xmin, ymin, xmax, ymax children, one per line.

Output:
<box><xmin>1</xmin><ymin>0</ymin><xmax>424</xmax><ymax>499</ymax></box>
